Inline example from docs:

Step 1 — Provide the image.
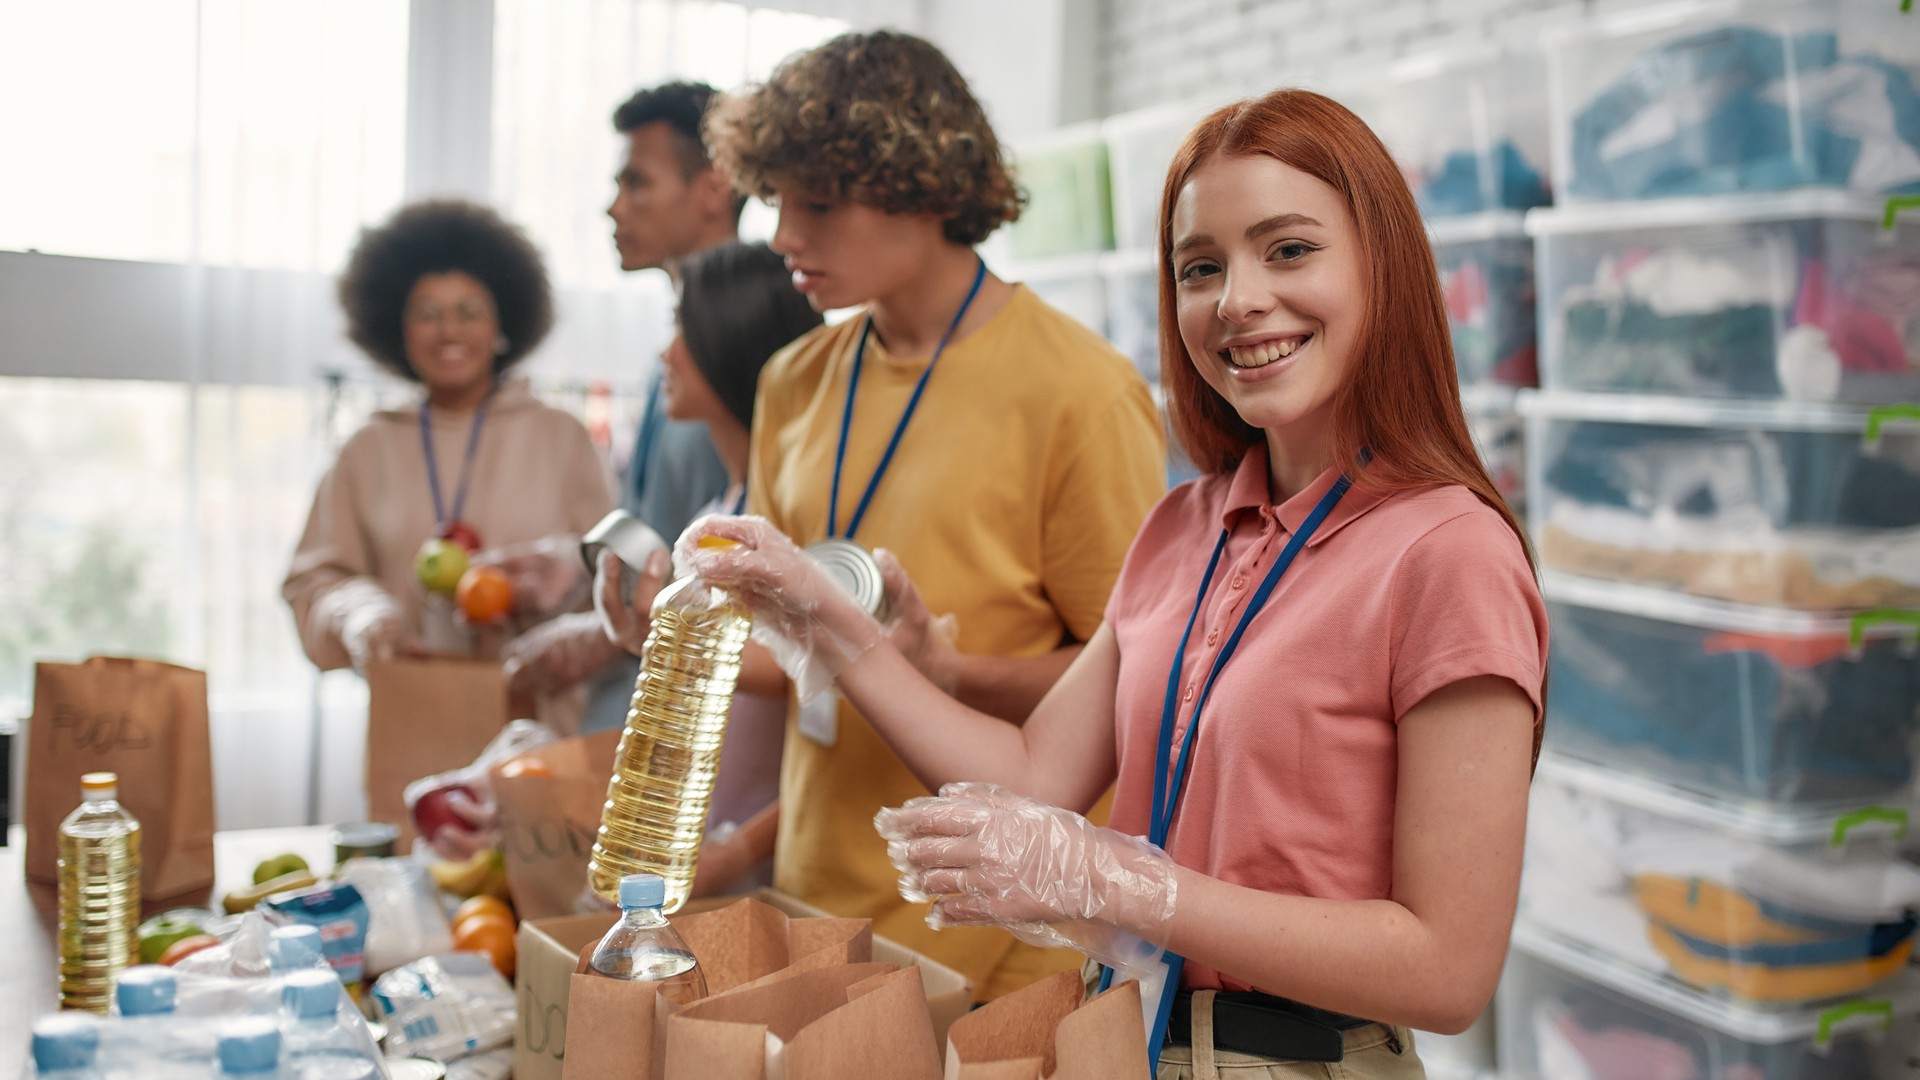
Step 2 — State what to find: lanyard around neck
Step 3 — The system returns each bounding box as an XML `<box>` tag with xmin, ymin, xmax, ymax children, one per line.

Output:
<box><xmin>419</xmin><ymin>392</ymin><xmax>493</xmax><ymax>529</ymax></box>
<box><xmin>826</xmin><ymin>256</ymin><xmax>988</xmax><ymax>541</ymax></box>
<box><xmin>1149</xmin><ymin>473</ymin><xmax>1352</xmax><ymax>847</ymax></box>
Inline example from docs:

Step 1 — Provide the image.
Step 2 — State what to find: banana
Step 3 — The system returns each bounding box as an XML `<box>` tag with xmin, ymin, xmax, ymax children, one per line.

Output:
<box><xmin>429</xmin><ymin>847</ymin><xmax>500</xmax><ymax>898</ymax></box>
<box><xmin>223</xmin><ymin>869</ymin><xmax>320</xmax><ymax>914</ymax></box>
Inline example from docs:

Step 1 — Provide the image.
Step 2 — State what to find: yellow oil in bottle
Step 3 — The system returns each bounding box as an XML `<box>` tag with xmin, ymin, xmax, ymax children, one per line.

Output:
<box><xmin>588</xmin><ymin>574</ymin><xmax>750</xmax><ymax>912</ymax></box>
<box><xmin>57</xmin><ymin>771</ymin><xmax>142</xmax><ymax>1013</ymax></box>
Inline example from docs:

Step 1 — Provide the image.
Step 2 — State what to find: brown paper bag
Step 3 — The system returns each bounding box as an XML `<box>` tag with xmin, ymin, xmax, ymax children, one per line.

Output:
<box><xmin>365</xmin><ymin>657</ymin><xmax>509</xmax><ymax>846</ymax></box>
<box><xmin>24</xmin><ymin>657</ymin><xmax>215</xmax><ymax>902</ymax></box>
<box><xmin>944</xmin><ymin>971</ymin><xmax>1148</xmax><ymax>1080</ymax></box>
<box><xmin>664</xmin><ymin>963</ymin><xmax>942</xmax><ymax>1080</ymax></box>
<box><xmin>490</xmin><ymin>730</ymin><xmax>620</xmax><ymax>920</ymax></box>
<box><xmin>560</xmin><ymin>896</ymin><xmax>873</xmax><ymax>1079</ymax></box>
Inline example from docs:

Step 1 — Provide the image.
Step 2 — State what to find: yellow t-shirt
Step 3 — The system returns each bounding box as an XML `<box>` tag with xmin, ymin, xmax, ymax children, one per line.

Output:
<box><xmin>747</xmin><ymin>283</ymin><xmax>1166</xmax><ymax>999</ymax></box>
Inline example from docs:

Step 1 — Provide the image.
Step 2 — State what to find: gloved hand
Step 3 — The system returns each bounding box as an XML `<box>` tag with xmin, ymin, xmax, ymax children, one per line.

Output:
<box><xmin>594</xmin><ymin>548</ymin><xmax>671</xmax><ymax>657</ymax></box>
<box><xmin>316</xmin><ymin>578</ymin><xmax>410</xmax><ymax>674</ymax></box>
<box><xmin>474</xmin><ymin>534</ymin><xmax>589</xmax><ymax>618</ymax></box>
<box><xmin>875</xmin><ymin>782</ymin><xmax>1179</xmax><ymax>981</ymax></box>
<box><xmin>424</xmin><ymin>786</ymin><xmax>498</xmax><ymax>861</ymax></box>
<box><xmin>679</xmin><ymin>515</ymin><xmax>885</xmax><ymax>700</ymax></box>
<box><xmin>502</xmin><ymin>611</ymin><xmax>623</xmax><ymax>698</ymax></box>
<box><xmin>874</xmin><ymin>548</ymin><xmax>962</xmax><ymax>696</ymax></box>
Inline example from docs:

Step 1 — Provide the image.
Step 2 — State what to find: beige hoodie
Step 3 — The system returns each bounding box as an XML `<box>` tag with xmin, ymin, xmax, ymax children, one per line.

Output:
<box><xmin>283</xmin><ymin>377</ymin><xmax>617</xmax><ymax>672</ymax></box>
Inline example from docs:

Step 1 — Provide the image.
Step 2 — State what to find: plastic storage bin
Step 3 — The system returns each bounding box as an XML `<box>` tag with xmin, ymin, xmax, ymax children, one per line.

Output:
<box><xmin>1102</xmin><ymin>102</ymin><xmax>1208</xmax><ymax>255</ymax></box>
<box><xmin>1547</xmin><ymin>0</ymin><xmax>1920</xmax><ymax>203</ymax></box>
<box><xmin>1540</xmin><ymin>571</ymin><xmax>1920</xmax><ymax>807</ymax></box>
<box><xmin>1521</xmin><ymin>391</ymin><xmax>1920</xmax><ymax>610</ymax></box>
<box><xmin>1433</xmin><ymin>213</ymin><xmax>1538</xmax><ymax>388</ymax></box>
<box><xmin>1463</xmin><ymin>386</ymin><xmax>1528</xmax><ymax>515</ymax></box>
<box><xmin>1530</xmin><ymin>191</ymin><xmax>1920</xmax><ymax>405</ymax></box>
<box><xmin>1500</xmin><ymin>920</ymin><xmax>1920</xmax><ymax>1080</ymax></box>
<box><xmin>1102</xmin><ymin>256</ymin><xmax>1159</xmax><ymax>384</ymax></box>
<box><xmin>1007</xmin><ymin>125</ymin><xmax>1113</xmax><ymax>261</ymax></box>
<box><xmin>1348</xmin><ymin>49</ymin><xmax>1552</xmax><ymax>218</ymax></box>
<box><xmin>1523</xmin><ymin>752</ymin><xmax>1920</xmax><ymax>1004</ymax></box>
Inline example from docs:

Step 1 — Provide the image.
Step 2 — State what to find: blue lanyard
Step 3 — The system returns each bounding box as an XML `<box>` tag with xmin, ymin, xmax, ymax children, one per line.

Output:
<box><xmin>826</xmin><ymin>256</ymin><xmax>987</xmax><ymax>540</ymax></box>
<box><xmin>419</xmin><ymin>392</ymin><xmax>493</xmax><ymax>529</ymax></box>
<box><xmin>729</xmin><ymin>484</ymin><xmax>748</xmax><ymax>516</ymax></box>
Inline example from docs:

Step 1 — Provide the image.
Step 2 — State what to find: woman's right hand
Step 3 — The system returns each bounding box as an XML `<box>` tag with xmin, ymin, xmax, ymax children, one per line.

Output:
<box><xmin>594</xmin><ymin>548</ymin><xmax>670</xmax><ymax>657</ymax></box>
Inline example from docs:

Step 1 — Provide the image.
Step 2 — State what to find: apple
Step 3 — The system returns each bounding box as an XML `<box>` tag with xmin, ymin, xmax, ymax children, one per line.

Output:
<box><xmin>252</xmin><ymin>852</ymin><xmax>311</xmax><ymax>885</ymax></box>
<box><xmin>158</xmin><ymin>933</ymin><xmax>221</xmax><ymax>967</ymax></box>
<box><xmin>439</xmin><ymin>521</ymin><xmax>484</xmax><ymax>554</ymax></box>
<box><xmin>137</xmin><ymin>912</ymin><xmax>210</xmax><ymax>965</ymax></box>
<box><xmin>412</xmin><ymin>780</ymin><xmax>482</xmax><ymax>844</ymax></box>
<box><xmin>415</xmin><ymin>538</ymin><xmax>469</xmax><ymax>595</ymax></box>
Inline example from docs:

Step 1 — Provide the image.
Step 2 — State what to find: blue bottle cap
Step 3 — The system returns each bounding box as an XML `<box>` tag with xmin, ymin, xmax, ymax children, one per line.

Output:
<box><xmin>32</xmin><ymin>1015</ymin><xmax>100</xmax><ymax>1071</ymax></box>
<box><xmin>618</xmin><ymin>873</ymin><xmax>667</xmax><ymax>910</ymax></box>
<box><xmin>218</xmin><ymin>1017</ymin><xmax>282</xmax><ymax>1074</ymax></box>
<box><xmin>269</xmin><ymin>924</ymin><xmax>325</xmax><ymax>971</ymax></box>
<box><xmin>116</xmin><ymin>964</ymin><xmax>179</xmax><ymax>1016</ymax></box>
<box><xmin>281</xmin><ymin>968</ymin><xmax>345</xmax><ymax>1020</ymax></box>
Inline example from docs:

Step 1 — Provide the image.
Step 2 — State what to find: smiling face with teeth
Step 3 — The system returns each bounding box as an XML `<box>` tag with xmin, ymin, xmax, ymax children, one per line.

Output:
<box><xmin>1169</xmin><ymin>152</ymin><xmax>1366</xmax><ymax>488</ymax></box>
<box><xmin>404</xmin><ymin>271</ymin><xmax>502</xmax><ymax>410</ymax></box>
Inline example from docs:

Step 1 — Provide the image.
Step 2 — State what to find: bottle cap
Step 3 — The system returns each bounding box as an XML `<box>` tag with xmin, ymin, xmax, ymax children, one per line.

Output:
<box><xmin>116</xmin><ymin>964</ymin><xmax>179</xmax><ymax>1016</ymax></box>
<box><xmin>618</xmin><ymin>873</ymin><xmax>667</xmax><ymax>910</ymax></box>
<box><xmin>281</xmin><ymin>968</ymin><xmax>345</xmax><ymax>1020</ymax></box>
<box><xmin>32</xmin><ymin>1015</ymin><xmax>100</xmax><ymax>1071</ymax></box>
<box><xmin>80</xmin><ymin>771</ymin><xmax>118</xmax><ymax>800</ymax></box>
<box><xmin>217</xmin><ymin>1017</ymin><xmax>282</xmax><ymax>1074</ymax></box>
<box><xmin>269</xmin><ymin>923</ymin><xmax>326</xmax><ymax>972</ymax></box>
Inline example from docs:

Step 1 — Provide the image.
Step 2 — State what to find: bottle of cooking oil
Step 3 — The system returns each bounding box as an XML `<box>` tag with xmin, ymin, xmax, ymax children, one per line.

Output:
<box><xmin>587</xmin><ymin>572</ymin><xmax>750</xmax><ymax>911</ymax></box>
<box><xmin>58</xmin><ymin>771</ymin><xmax>142</xmax><ymax>1013</ymax></box>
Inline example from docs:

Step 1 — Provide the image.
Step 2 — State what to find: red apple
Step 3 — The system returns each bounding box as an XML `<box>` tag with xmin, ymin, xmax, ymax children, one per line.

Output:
<box><xmin>412</xmin><ymin>781</ymin><xmax>482</xmax><ymax>843</ymax></box>
<box><xmin>439</xmin><ymin>521</ymin><xmax>484</xmax><ymax>554</ymax></box>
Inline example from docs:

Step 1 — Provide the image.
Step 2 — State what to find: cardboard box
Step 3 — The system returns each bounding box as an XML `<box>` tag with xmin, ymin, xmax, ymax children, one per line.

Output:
<box><xmin>513</xmin><ymin>891</ymin><xmax>973</xmax><ymax>1080</ymax></box>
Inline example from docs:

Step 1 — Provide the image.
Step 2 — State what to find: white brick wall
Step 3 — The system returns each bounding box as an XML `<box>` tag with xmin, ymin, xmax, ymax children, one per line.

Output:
<box><xmin>1098</xmin><ymin>0</ymin><xmax>1674</xmax><ymax>114</ymax></box>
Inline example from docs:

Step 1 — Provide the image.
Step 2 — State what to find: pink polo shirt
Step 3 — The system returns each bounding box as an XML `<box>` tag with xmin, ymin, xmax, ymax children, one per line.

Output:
<box><xmin>1105</xmin><ymin>444</ymin><xmax>1547</xmax><ymax>993</ymax></box>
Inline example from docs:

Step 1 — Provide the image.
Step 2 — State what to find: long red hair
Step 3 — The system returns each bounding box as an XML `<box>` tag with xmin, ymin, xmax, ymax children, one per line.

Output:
<box><xmin>1157</xmin><ymin>89</ymin><xmax>1531</xmax><ymax>564</ymax></box>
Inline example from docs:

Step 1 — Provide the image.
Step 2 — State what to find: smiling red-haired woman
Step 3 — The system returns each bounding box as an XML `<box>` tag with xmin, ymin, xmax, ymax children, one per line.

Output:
<box><xmin>679</xmin><ymin>87</ymin><xmax>1549</xmax><ymax>1080</ymax></box>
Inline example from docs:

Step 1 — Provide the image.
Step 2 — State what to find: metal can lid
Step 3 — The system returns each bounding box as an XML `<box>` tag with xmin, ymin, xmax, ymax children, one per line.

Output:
<box><xmin>329</xmin><ymin>821</ymin><xmax>398</xmax><ymax>860</ymax></box>
<box><xmin>804</xmin><ymin>539</ymin><xmax>889</xmax><ymax>621</ymax></box>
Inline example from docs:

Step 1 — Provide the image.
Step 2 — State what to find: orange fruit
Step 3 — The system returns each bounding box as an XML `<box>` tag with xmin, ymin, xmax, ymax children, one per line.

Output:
<box><xmin>497</xmin><ymin>757</ymin><xmax>553</xmax><ymax>780</ymax></box>
<box><xmin>456</xmin><ymin>565</ymin><xmax>514</xmax><ymax>623</ymax></box>
<box><xmin>453</xmin><ymin>894</ymin><xmax>514</xmax><ymax>930</ymax></box>
<box><xmin>452</xmin><ymin>912</ymin><xmax>516</xmax><ymax>979</ymax></box>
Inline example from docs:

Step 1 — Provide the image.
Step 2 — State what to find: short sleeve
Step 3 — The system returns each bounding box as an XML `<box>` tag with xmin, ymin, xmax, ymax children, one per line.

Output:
<box><xmin>1387</xmin><ymin>509</ymin><xmax>1548</xmax><ymax>724</ymax></box>
<box><xmin>1041</xmin><ymin>381</ymin><xmax>1167</xmax><ymax>642</ymax></box>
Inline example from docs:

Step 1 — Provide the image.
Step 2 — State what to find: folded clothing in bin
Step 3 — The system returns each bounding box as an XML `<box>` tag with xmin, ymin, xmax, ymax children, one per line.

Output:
<box><xmin>1636</xmin><ymin>874</ymin><xmax>1917</xmax><ymax>1002</ymax></box>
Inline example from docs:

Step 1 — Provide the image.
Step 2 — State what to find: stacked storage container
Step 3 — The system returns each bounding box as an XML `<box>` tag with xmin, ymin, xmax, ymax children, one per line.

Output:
<box><xmin>1511</xmin><ymin>1</ymin><xmax>1920</xmax><ymax>1075</ymax></box>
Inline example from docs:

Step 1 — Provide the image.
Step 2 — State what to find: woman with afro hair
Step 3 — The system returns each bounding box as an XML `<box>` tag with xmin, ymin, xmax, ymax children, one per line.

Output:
<box><xmin>283</xmin><ymin>200</ymin><xmax>617</xmax><ymax>731</ymax></box>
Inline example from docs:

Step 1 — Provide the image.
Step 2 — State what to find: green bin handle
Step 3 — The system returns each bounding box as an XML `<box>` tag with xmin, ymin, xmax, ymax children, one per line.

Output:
<box><xmin>1888</xmin><ymin>195</ymin><xmax>1920</xmax><ymax>229</ymax></box>
<box><xmin>1848</xmin><ymin>609</ymin><xmax>1920</xmax><ymax>649</ymax></box>
<box><xmin>1831</xmin><ymin>807</ymin><xmax>1909</xmax><ymax>848</ymax></box>
<box><xmin>1816</xmin><ymin>1000</ymin><xmax>1893</xmax><ymax>1049</ymax></box>
<box><xmin>1865</xmin><ymin>404</ymin><xmax>1920</xmax><ymax>446</ymax></box>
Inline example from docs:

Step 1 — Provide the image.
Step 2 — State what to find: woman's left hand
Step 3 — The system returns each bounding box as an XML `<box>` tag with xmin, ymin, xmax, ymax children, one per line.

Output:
<box><xmin>501</xmin><ymin>611</ymin><xmax>622</xmax><ymax>698</ymax></box>
<box><xmin>875</xmin><ymin>782</ymin><xmax>1178</xmax><ymax>977</ymax></box>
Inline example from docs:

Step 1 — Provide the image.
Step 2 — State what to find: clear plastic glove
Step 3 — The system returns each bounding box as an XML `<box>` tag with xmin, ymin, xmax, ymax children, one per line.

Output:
<box><xmin>426</xmin><ymin>787</ymin><xmax>499</xmax><ymax>862</ymax></box>
<box><xmin>501</xmin><ymin>611</ymin><xmax>623</xmax><ymax>698</ymax></box>
<box><xmin>679</xmin><ymin>515</ymin><xmax>885</xmax><ymax>701</ymax></box>
<box><xmin>405</xmin><ymin>720</ymin><xmax>560</xmax><ymax>860</ymax></box>
<box><xmin>316</xmin><ymin>578</ymin><xmax>410</xmax><ymax>674</ymax></box>
<box><xmin>474</xmin><ymin>534</ymin><xmax>589</xmax><ymax>618</ymax></box>
<box><xmin>594</xmin><ymin>548</ymin><xmax>670</xmax><ymax>657</ymax></box>
<box><xmin>874</xmin><ymin>548</ymin><xmax>963</xmax><ymax>696</ymax></box>
<box><xmin>874</xmin><ymin>782</ymin><xmax>1178</xmax><ymax>981</ymax></box>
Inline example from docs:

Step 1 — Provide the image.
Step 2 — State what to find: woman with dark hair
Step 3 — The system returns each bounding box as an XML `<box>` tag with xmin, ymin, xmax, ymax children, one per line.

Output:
<box><xmin>284</xmin><ymin>200</ymin><xmax>616</xmax><ymax>728</ymax></box>
<box><xmin>595</xmin><ymin>241</ymin><xmax>821</xmax><ymax>887</ymax></box>
<box><xmin>685</xmin><ymin>89</ymin><xmax>1548</xmax><ymax>1077</ymax></box>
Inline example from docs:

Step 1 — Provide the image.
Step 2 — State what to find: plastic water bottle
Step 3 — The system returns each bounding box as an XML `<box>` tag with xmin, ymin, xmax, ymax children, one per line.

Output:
<box><xmin>268</xmin><ymin>925</ymin><xmax>327</xmax><ymax>973</ymax></box>
<box><xmin>58</xmin><ymin>771</ymin><xmax>142</xmax><ymax>1013</ymax></box>
<box><xmin>219</xmin><ymin>1018</ymin><xmax>289</xmax><ymax>1077</ymax></box>
<box><xmin>587</xmin><ymin>574</ymin><xmax>750</xmax><ymax>911</ymax></box>
<box><xmin>105</xmin><ymin>965</ymin><xmax>213</xmax><ymax>1075</ymax></box>
<box><xmin>116</xmin><ymin>964</ymin><xmax>179</xmax><ymax>1017</ymax></box>
<box><xmin>279</xmin><ymin>969</ymin><xmax>378</xmax><ymax>1079</ymax></box>
<box><xmin>585</xmin><ymin>873</ymin><xmax>709</xmax><ymax>1003</ymax></box>
<box><xmin>32</xmin><ymin>1014</ymin><xmax>102</xmax><ymax>1078</ymax></box>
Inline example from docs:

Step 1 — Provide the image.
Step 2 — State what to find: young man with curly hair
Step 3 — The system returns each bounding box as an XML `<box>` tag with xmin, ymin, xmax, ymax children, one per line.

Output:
<box><xmin>696</xmin><ymin>31</ymin><xmax>1166</xmax><ymax>1000</ymax></box>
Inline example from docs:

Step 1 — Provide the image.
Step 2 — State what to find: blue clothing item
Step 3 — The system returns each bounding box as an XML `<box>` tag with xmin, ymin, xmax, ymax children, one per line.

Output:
<box><xmin>1419</xmin><ymin>139</ymin><xmax>1550</xmax><ymax>217</ymax></box>
<box><xmin>1569</xmin><ymin>26</ymin><xmax>1920</xmax><ymax>199</ymax></box>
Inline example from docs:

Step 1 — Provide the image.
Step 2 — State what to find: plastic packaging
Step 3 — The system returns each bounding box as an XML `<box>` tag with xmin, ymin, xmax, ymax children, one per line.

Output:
<box><xmin>268</xmin><ymin>925</ymin><xmax>328</xmax><ymax>974</ymax></box>
<box><xmin>280</xmin><ymin>969</ymin><xmax>383</xmax><ymax>1079</ymax></box>
<box><xmin>32</xmin><ymin>1014</ymin><xmax>102</xmax><ymax>1077</ymax></box>
<box><xmin>59</xmin><ymin>771</ymin><xmax>142</xmax><ymax>1013</ymax></box>
<box><xmin>585</xmin><ymin>873</ymin><xmax>709</xmax><ymax>1003</ymax></box>
<box><xmin>331</xmin><ymin>857</ymin><xmax>453</xmax><ymax>977</ymax></box>
<box><xmin>370</xmin><ymin>953</ymin><xmax>516</xmax><ymax>1064</ymax></box>
<box><xmin>218</xmin><ymin>1017</ymin><xmax>287</xmax><ymax>1076</ymax></box>
<box><xmin>403</xmin><ymin>720</ymin><xmax>559</xmax><ymax>860</ymax></box>
<box><xmin>875</xmin><ymin>782</ymin><xmax>1178</xmax><ymax>982</ymax></box>
<box><xmin>585</xmin><ymin>567</ymin><xmax>751</xmax><ymax>911</ymax></box>
<box><xmin>262</xmin><ymin>885</ymin><xmax>372</xmax><ymax>987</ymax></box>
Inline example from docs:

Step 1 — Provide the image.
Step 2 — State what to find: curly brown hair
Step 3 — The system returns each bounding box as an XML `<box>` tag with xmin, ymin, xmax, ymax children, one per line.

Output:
<box><xmin>705</xmin><ymin>30</ymin><xmax>1024</xmax><ymax>246</ymax></box>
<box><xmin>337</xmin><ymin>200</ymin><xmax>553</xmax><ymax>381</ymax></box>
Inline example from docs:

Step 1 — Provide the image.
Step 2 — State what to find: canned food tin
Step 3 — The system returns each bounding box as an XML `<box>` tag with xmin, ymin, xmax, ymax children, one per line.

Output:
<box><xmin>329</xmin><ymin>821</ymin><xmax>398</xmax><ymax>863</ymax></box>
<box><xmin>804</xmin><ymin>538</ymin><xmax>890</xmax><ymax>621</ymax></box>
<box><xmin>581</xmin><ymin>509</ymin><xmax>670</xmax><ymax>600</ymax></box>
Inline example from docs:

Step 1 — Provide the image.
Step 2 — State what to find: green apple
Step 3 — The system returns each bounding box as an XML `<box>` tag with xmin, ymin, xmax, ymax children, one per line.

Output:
<box><xmin>253</xmin><ymin>852</ymin><xmax>311</xmax><ymax>885</ymax></box>
<box><xmin>137</xmin><ymin>911</ymin><xmax>210</xmax><ymax>965</ymax></box>
<box><xmin>415</xmin><ymin>538</ymin><xmax>470</xmax><ymax>595</ymax></box>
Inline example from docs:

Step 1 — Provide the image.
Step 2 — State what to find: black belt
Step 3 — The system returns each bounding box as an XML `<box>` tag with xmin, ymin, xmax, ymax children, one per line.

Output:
<box><xmin>1164</xmin><ymin>988</ymin><xmax>1376</xmax><ymax>1063</ymax></box>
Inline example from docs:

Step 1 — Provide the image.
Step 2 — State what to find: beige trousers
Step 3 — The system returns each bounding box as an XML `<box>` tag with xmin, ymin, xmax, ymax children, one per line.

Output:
<box><xmin>1154</xmin><ymin>989</ymin><xmax>1429</xmax><ymax>1080</ymax></box>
